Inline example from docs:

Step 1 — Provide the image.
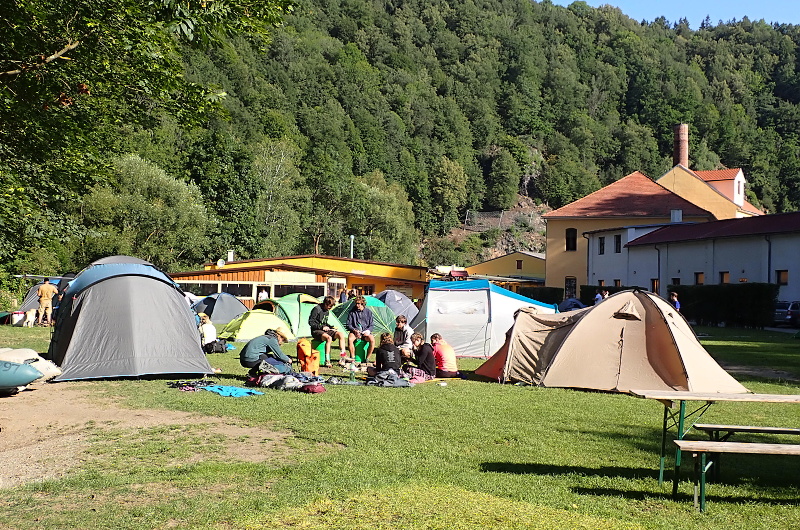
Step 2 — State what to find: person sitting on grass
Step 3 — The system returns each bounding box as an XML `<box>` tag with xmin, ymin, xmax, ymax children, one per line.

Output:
<box><xmin>403</xmin><ymin>332</ymin><xmax>436</xmax><ymax>382</ymax></box>
<box><xmin>346</xmin><ymin>295</ymin><xmax>375</xmax><ymax>364</ymax></box>
<box><xmin>239</xmin><ymin>326</ymin><xmax>293</xmax><ymax>373</ymax></box>
<box><xmin>431</xmin><ymin>333</ymin><xmax>458</xmax><ymax>378</ymax></box>
<box><xmin>367</xmin><ymin>332</ymin><xmax>402</xmax><ymax>377</ymax></box>
<box><xmin>309</xmin><ymin>296</ymin><xmax>347</xmax><ymax>368</ymax></box>
<box><xmin>393</xmin><ymin>314</ymin><xmax>414</xmax><ymax>357</ymax></box>
<box><xmin>197</xmin><ymin>312</ymin><xmax>218</xmax><ymax>353</ymax></box>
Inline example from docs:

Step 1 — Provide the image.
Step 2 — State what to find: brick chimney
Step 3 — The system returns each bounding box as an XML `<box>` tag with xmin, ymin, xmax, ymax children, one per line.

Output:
<box><xmin>673</xmin><ymin>123</ymin><xmax>689</xmax><ymax>168</ymax></box>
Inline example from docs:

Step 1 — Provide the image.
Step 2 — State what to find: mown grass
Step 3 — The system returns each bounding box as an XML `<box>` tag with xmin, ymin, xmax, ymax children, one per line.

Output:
<box><xmin>1</xmin><ymin>325</ymin><xmax>799</xmax><ymax>529</ymax></box>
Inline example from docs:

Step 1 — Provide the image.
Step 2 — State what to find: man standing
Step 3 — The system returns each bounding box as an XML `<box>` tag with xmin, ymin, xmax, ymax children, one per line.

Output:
<box><xmin>668</xmin><ymin>292</ymin><xmax>681</xmax><ymax>312</ymax></box>
<box><xmin>309</xmin><ymin>296</ymin><xmax>347</xmax><ymax>367</ymax></box>
<box><xmin>346</xmin><ymin>295</ymin><xmax>375</xmax><ymax>362</ymax></box>
<box><xmin>36</xmin><ymin>278</ymin><xmax>59</xmax><ymax>326</ymax></box>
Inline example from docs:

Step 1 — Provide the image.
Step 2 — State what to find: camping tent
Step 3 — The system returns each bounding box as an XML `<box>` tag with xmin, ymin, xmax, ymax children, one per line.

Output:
<box><xmin>254</xmin><ymin>293</ymin><xmax>344</xmax><ymax>338</ymax></box>
<box><xmin>410</xmin><ymin>280</ymin><xmax>557</xmax><ymax>358</ymax></box>
<box><xmin>557</xmin><ymin>297</ymin><xmax>586</xmax><ymax>312</ymax></box>
<box><xmin>374</xmin><ymin>290</ymin><xmax>419</xmax><ymax>321</ymax></box>
<box><xmin>47</xmin><ymin>256</ymin><xmax>213</xmax><ymax>381</ymax></box>
<box><xmin>18</xmin><ymin>282</ymin><xmax>44</xmax><ymax>313</ymax></box>
<box><xmin>475</xmin><ymin>290</ymin><xmax>749</xmax><ymax>394</ymax></box>
<box><xmin>333</xmin><ymin>295</ymin><xmax>397</xmax><ymax>336</ymax></box>
<box><xmin>218</xmin><ymin>309</ymin><xmax>296</xmax><ymax>342</ymax></box>
<box><xmin>191</xmin><ymin>292</ymin><xmax>248</xmax><ymax>326</ymax></box>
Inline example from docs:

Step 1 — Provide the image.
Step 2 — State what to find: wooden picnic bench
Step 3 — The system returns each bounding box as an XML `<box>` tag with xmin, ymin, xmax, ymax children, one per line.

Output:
<box><xmin>674</xmin><ymin>440</ymin><xmax>800</xmax><ymax>512</ymax></box>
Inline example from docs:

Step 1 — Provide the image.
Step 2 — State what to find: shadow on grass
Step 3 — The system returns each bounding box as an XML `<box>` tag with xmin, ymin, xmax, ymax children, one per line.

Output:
<box><xmin>572</xmin><ymin>486</ymin><xmax>800</xmax><ymax>507</ymax></box>
<box><xmin>480</xmin><ymin>461</ymin><xmax>658</xmax><ymax>481</ymax></box>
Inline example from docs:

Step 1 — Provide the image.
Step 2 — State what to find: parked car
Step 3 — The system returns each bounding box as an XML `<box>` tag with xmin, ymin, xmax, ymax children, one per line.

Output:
<box><xmin>773</xmin><ymin>301</ymin><xmax>800</xmax><ymax>327</ymax></box>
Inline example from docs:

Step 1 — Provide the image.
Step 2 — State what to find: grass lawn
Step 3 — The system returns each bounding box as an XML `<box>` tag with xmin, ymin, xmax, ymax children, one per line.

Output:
<box><xmin>1</xmin><ymin>325</ymin><xmax>799</xmax><ymax>529</ymax></box>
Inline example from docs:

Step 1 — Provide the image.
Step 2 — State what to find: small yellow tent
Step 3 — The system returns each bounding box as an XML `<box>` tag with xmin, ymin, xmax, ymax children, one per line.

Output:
<box><xmin>219</xmin><ymin>310</ymin><xmax>295</xmax><ymax>343</ymax></box>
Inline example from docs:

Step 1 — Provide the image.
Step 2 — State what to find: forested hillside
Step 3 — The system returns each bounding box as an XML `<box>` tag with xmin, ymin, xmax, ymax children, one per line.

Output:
<box><xmin>3</xmin><ymin>0</ymin><xmax>800</xmax><ymax>285</ymax></box>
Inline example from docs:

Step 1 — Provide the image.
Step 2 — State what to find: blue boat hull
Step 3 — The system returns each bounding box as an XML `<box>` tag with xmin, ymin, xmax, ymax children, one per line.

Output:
<box><xmin>0</xmin><ymin>360</ymin><xmax>43</xmax><ymax>389</ymax></box>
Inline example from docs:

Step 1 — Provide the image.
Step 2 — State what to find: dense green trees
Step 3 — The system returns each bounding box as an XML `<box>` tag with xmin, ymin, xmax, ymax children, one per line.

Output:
<box><xmin>3</xmin><ymin>0</ymin><xmax>800</xmax><ymax>283</ymax></box>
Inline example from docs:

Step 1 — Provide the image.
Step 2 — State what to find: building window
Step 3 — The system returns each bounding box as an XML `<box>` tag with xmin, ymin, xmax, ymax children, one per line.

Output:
<box><xmin>565</xmin><ymin>277</ymin><xmax>577</xmax><ymax>299</ymax></box>
<box><xmin>614</xmin><ymin>279</ymin><xmax>621</xmax><ymax>287</ymax></box>
<box><xmin>566</xmin><ymin>228</ymin><xmax>577</xmax><ymax>251</ymax></box>
<box><xmin>719</xmin><ymin>271</ymin><xmax>730</xmax><ymax>284</ymax></box>
<box><xmin>694</xmin><ymin>272</ymin><xmax>705</xmax><ymax>285</ymax></box>
<box><xmin>516</xmin><ymin>259</ymin><xmax>523</xmax><ymax>270</ymax></box>
<box><xmin>221</xmin><ymin>283</ymin><xmax>255</xmax><ymax>298</ymax></box>
<box><xmin>598</xmin><ymin>280</ymin><xmax>605</xmax><ymax>287</ymax></box>
<box><xmin>353</xmin><ymin>284</ymin><xmax>375</xmax><ymax>295</ymax></box>
<box><xmin>273</xmin><ymin>284</ymin><xmax>325</xmax><ymax>298</ymax></box>
<box><xmin>598</xmin><ymin>236</ymin><xmax>605</xmax><ymax>255</ymax></box>
<box><xmin>179</xmin><ymin>282</ymin><xmax>219</xmax><ymax>296</ymax></box>
<box><xmin>614</xmin><ymin>234</ymin><xmax>622</xmax><ymax>253</ymax></box>
<box><xmin>651</xmin><ymin>278</ymin><xmax>660</xmax><ymax>293</ymax></box>
<box><xmin>776</xmin><ymin>270</ymin><xmax>789</xmax><ymax>286</ymax></box>
<box><xmin>671</xmin><ymin>278</ymin><xmax>680</xmax><ymax>286</ymax></box>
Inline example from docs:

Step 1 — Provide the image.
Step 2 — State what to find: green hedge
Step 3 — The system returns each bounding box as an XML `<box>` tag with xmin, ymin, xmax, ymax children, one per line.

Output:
<box><xmin>579</xmin><ymin>285</ymin><xmax>643</xmax><ymax>306</ymax></box>
<box><xmin>669</xmin><ymin>283</ymin><xmax>779</xmax><ymax>328</ymax></box>
<box><xmin>517</xmin><ymin>286</ymin><xmax>564</xmax><ymax>305</ymax></box>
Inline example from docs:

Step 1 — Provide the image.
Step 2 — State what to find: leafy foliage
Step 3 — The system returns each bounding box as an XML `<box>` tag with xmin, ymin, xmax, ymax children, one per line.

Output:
<box><xmin>4</xmin><ymin>0</ymin><xmax>800</xmax><ymax>275</ymax></box>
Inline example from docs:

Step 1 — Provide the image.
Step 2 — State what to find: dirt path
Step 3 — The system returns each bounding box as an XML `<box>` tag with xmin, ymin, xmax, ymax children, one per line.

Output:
<box><xmin>0</xmin><ymin>381</ymin><xmax>291</xmax><ymax>489</ymax></box>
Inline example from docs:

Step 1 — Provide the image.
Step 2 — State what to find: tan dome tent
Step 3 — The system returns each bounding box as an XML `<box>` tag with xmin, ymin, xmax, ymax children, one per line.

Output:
<box><xmin>475</xmin><ymin>290</ymin><xmax>748</xmax><ymax>394</ymax></box>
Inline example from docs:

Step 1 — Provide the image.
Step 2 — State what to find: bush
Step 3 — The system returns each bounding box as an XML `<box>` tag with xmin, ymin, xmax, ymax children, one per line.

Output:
<box><xmin>517</xmin><ymin>286</ymin><xmax>563</xmax><ymax>305</ymax></box>
<box><xmin>670</xmin><ymin>283</ymin><xmax>778</xmax><ymax>328</ymax></box>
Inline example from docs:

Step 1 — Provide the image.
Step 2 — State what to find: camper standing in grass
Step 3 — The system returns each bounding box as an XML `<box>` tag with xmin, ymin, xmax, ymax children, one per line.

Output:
<box><xmin>669</xmin><ymin>292</ymin><xmax>681</xmax><ymax>312</ymax></box>
<box><xmin>36</xmin><ymin>278</ymin><xmax>59</xmax><ymax>326</ymax></box>
<box><xmin>431</xmin><ymin>333</ymin><xmax>458</xmax><ymax>378</ymax></box>
<box><xmin>346</xmin><ymin>295</ymin><xmax>376</xmax><ymax>362</ymax></box>
<box><xmin>309</xmin><ymin>296</ymin><xmax>347</xmax><ymax>367</ymax></box>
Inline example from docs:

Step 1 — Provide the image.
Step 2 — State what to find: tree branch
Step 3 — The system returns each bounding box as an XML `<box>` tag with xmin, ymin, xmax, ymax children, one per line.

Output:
<box><xmin>1</xmin><ymin>40</ymin><xmax>81</xmax><ymax>77</ymax></box>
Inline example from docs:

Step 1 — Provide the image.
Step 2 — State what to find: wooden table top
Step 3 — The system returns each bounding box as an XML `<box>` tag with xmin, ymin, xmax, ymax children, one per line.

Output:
<box><xmin>628</xmin><ymin>390</ymin><xmax>800</xmax><ymax>404</ymax></box>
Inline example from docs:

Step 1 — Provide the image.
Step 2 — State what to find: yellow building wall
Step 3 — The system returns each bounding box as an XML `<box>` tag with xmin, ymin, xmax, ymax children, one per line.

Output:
<box><xmin>467</xmin><ymin>252</ymin><xmax>545</xmax><ymax>279</ymax></box>
<box><xmin>656</xmin><ymin>167</ymin><xmax>738</xmax><ymax>220</ymax></box>
<box><xmin>544</xmin><ymin>216</ymin><xmax>707</xmax><ymax>289</ymax></box>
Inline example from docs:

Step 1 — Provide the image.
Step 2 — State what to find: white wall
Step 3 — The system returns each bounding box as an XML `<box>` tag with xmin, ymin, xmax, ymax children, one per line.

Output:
<box><xmin>620</xmin><ymin>234</ymin><xmax>799</xmax><ymax>300</ymax></box>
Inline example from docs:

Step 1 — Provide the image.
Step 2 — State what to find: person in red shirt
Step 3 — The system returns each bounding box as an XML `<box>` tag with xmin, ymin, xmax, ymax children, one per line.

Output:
<box><xmin>431</xmin><ymin>333</ymin><xmax>458</xmax><ymax>378</ymax></box>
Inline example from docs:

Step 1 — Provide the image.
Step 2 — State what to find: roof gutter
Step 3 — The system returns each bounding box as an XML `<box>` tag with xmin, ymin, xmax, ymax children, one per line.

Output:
<box><xmin>654</xmin><ymin>244</ymin><xmax>661</xmax><ymax>296</ymax></box>
<box><xmin>765</xmin><ymin>235</ymin><xmax>772</xmax><ymax>283</ymax></box>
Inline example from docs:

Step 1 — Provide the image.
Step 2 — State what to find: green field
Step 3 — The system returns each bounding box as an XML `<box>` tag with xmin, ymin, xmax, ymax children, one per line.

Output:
<box><xmin>1</xmin><ymin>326</ymin><xmax>799</xmax><ymax>529</ymax></box>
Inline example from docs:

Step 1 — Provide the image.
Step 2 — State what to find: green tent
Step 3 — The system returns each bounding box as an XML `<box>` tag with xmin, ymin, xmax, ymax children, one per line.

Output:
<box><xmin>333</xmin><ymin>295</ymin><xmax>397</xmax><ymax>336</ymax></box>
<box><xmin>219</xmin><ymin>310</ymin><xmax>295</xmax><ymax>342</ymax></box>
<box><xmin>255</xmin><ymin>293</ymin><xmax>345</xmax><ymax>338</ymax></box>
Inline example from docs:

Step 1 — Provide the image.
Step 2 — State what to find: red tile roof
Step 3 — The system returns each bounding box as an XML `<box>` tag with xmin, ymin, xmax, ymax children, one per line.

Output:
<box><xmin>543</xmin><ymin>172</ymin><xmax>714</xmax><ymax>219</ymax></box>
<box><xmin>693</xmin><ymin>168</ymin><xmax>741</xmax><ymax>182</ymax></box>
<box><xmin>627</xmin><ymin>211</ymin><xmax>800</xmax><ymax>247</ymax></box>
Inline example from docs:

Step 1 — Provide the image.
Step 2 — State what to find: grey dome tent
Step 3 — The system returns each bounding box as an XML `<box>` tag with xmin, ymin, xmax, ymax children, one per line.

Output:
<box><xmin>191</xmin><ymin>292</ymin><xmax>248</xmax><ymax>326</ymax></box>
<box><xmin>374</xmin><ymin>289</ymin><xmax>419</xmax><ymax>321</ymax></box>
<box><xmin>47</xmin><ymin>256</ymin><xmax>212</xmax><ymax>381</ymax></box>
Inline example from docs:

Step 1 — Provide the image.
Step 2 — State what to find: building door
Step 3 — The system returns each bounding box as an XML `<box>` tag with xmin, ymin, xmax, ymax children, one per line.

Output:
<box><xmin>565</xmin><ymin>277</ymin><xmax>577</xmax><ymax>299</ymax></box>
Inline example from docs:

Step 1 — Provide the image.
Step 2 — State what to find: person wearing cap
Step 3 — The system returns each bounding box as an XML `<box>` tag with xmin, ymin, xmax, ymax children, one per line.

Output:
<box><xmin>239</xmin><ymin>326</ymin><xmax>293</xmax><ymax>373</ymax></box>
